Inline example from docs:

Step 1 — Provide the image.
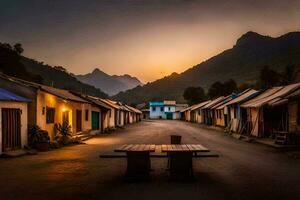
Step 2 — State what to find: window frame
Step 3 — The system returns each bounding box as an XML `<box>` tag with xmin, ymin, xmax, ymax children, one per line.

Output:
<box><xmin>46</xmin><ymin>107</ymin><xmax>55</xmax><ymax>124</ymax></box>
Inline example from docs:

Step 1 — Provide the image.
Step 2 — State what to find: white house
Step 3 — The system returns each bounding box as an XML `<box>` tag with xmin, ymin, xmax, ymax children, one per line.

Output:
<box><xmin>149</xmin><ymin>100</ymin><xmax>184</xmax><ymax>120</ymax></box>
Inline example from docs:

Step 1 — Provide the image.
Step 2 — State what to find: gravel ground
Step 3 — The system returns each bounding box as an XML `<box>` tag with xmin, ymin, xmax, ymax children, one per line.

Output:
<box><xmin>0</xmin><ymin>120</ymin><xmax>299</xmax><ymax>200</ymax></box>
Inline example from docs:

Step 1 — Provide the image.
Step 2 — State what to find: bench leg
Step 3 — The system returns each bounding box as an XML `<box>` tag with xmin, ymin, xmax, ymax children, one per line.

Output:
<box><xmin>125</xmin><ymin>152</ymin><xmax>151</xmax><ymax>180</ymax></box>
<box><xmin>168</xmin><ymin>152</ymin><xmax>194</xmax><ymax>180</ymax></box>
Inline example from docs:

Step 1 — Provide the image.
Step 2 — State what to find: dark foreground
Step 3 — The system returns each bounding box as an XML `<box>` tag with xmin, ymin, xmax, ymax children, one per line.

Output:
<box><xmin>0</xmin><ymin>120</ymin><xmax>299</xmax><ymax>200</ymax></box>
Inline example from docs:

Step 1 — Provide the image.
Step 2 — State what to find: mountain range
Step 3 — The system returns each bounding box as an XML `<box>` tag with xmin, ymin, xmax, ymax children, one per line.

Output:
<box><xmin>113</xmin><ymin>31</ymin><xmax>300</xmax><ymax>104</ymax></box>
<box><xmin>76</xmin><ymin>69</ymin><xmax>142</xmax><ymax>96</ymax></box>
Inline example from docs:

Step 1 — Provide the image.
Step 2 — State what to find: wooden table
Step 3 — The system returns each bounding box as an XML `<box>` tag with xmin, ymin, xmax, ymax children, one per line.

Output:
<box><xmin>161</xmin><ymin>144</ymin><xmax>209</xmax><ymax>180</ymax></box>
<box><xmin>115</xmin><ymin>144</ymin><xmax>155</xmax><ymax>179</ymax></box>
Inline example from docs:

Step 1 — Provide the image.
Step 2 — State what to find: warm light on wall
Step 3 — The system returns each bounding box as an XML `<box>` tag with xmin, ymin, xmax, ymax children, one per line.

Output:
<box><xmin>62</xmin><ymin>108</ymin><xmax>67</xmax><ymax>112</ymax></box>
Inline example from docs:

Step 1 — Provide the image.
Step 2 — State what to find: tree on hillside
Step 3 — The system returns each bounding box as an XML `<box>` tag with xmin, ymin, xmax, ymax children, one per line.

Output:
<box><xmin>223</xmin><ymin>79</ymin><xmax>238</xmax><ymax>94</ymax></box>
<box><xmin>183</xmin><ymin>86</ymin><xmax>206</xmax><ymax>105</ymax></box>
<box><xmin>281</xmin><ymin>64</ymin><xmax>299</xmax><ymax>85</ymax></box>
<box><xmin>208</xmin><ymin>79</ymin><xmax>238</xmax><ymax>98</ymax></box>
<box><xmin>13</xmin><ymin>43</ymin><xmax>24</xmax><ymax>54</ymax></box>
<box><xmin>259</xmin><ymin>65</ymin><xmax>281</xmax><ymax>89</ymax></box>
<box><xmin>208</xmin><ymin>81</ymin><xmax>223</xmax><ymax>98</ymax></box>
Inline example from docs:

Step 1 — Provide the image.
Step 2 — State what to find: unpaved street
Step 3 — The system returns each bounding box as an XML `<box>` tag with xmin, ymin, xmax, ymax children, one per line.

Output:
<box><xmin>0</xmin><ymin>120</ymin><xmax>299</xmax><ymax>200</ymax></box>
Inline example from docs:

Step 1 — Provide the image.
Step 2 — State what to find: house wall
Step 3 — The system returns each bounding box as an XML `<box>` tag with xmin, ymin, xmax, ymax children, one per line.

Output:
<box><xmin>107</xmin><ymin>109</ymin><xmax>116</xmax><ymax>128</ymax></box>
<box><xmin>215</xmin><ymin>109</ymin><xmax>226</xmax><ymax>127</ymax></box>
<box><xmin>288</xmin><ymin>101</ymin><xmax>298</xmax><ymax>133</ymax></box>
<box><xmin>249</xmin><ymin>107</ymin><xmax>260</xmax><ymax>137</ymax></box>
<box><xmin>194</xmin><ymin>109</ymin><xmax>204</xmax><ymax>123</ymax></box>
<box><xmin>36</xmin><ymin>91</ymin><xmax>92</xmax><ymax>141</ymax></box>
<box><xmin>150</xmin><ymin>106</ymin><xmax>164</xmax><ymax>119</ymax></box>
<box><xmin>229</xmin><ymin>106</ymin><xmax>238</xmax><ymax>132</ymax></box>
<box><xmin>0</xmin><ymin>101</ymin><xmax>28</xmax><ymax>154</ymax></box>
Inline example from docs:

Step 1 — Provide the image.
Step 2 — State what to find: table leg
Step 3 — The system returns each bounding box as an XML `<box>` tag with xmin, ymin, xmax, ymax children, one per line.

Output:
<box><xmin>169</xmin><ymin>151</ymin><xmax>194</xmax><ymax>180</ymax></box>
<box><xmin>126</xmin><ymin>151</ymin><xmax>151</xmax><ymax>180</ymax></box>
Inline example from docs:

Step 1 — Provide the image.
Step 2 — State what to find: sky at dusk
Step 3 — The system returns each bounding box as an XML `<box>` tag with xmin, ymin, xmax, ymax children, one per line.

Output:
<box><xmin>0</xmin><ymin>0</ymin><xmax>300</xmax><ymax>82</ymax></box>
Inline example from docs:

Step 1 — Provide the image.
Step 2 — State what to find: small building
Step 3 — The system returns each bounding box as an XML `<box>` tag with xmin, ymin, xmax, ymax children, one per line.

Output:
<box><xmin>216</xmin><ymin>89</ymin><xmax>259</xmax><ymax>132</ymax></box>
<box><xmin>189</xmin><ymin>100</ymin><xmax>211</xmax><ymax>123</ymax></box>
<box><xmin>174</xmin><ymin>104</ymin><xmax>188</xmax><ymax>120</ymax></box>
<box><xmin>241</xmin><ymin>83</ymin><xmax>300</xmax><ymax>139</ymax></box>
<box><xmin>141</xmin><ymin>109</ymin><xmax>150</xmax><ymax>119</ymax></box>
<box><xmin>212</xmin><ymin>94</ymin><xmax>237</xmax><ymax>127</ymax></box>
<box><xmin>149</xmin><ymin>100</ymin><xmax>179</xmax><ymax>120</ymax></box>
<box><xmin>0</xmin><ymin>88</ymin><xmax>30</xmax><ymax>154</ymax></box>
<box><xmin>202</xmin><ymin>96</ymin><xmax>226</xmax><ymax>125</ymax></box>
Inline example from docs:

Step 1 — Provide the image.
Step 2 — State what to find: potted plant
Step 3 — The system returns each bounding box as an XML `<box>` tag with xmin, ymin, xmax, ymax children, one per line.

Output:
<box><xmin>55</xmin><ymin>121</ymin><xmax>72</xmax><ymax>145</ymax></box>
<box><xmin>28</xmin><ymin>125</ymin><xmax>50</xmax><ymax>151</ymax></box>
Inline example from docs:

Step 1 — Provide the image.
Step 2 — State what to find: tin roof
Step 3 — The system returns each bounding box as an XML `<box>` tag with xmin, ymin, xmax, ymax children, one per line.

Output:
<box><xmin>190</xmin><ymin>100</ymin><xmax>212</xmax><ymax>111</ymax></box>
<box><xmin>215</xmin><ymin>89</ymin><xmax>259</xmax><ymax>109</ymax></box>
<box><xmin>98</xmin><ymin>99</ymin><xmax>120</xmax><ymax>109</ymax></box>
<box><xmin>202</xmin><ymin>96</ymin><xmax>226</xmax><ymax>109</ymax></box>
<box><xmin>125</xmin><ymin>105</ymin><xmax>142</xmax><ymax>114</ymax></box>
<box><xmin>75</xmin><ymin>95</ymin><xmax>111</xmax><ymax>110</ymax></box>
<box><xmin>241</xmin><ymin>83</ymin><xmax>300</xmax><ymax>108</ymax></box>
<box><xmin>0</xmin><ymin>88</ymin><xmax>31</xmax><ymax>102</ymax></box>
<box><xmin>213</xmin><ymin>95</ymin><xmax>236</xmax><ymax>110</ymax></box>
<box><xmin>39</xmin><ymin>85</ymin><xmax>88</xmax><ymax>103</ymax></box>
<box><xmin>175</xmin><ymin>104</ymin><xmax>189</xmax><ymax>112</ymax></box>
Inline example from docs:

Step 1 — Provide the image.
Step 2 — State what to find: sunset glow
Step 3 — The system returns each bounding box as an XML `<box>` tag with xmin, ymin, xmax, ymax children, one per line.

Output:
<box><xmin>1</xmin><ymin>0</ymin><xmax>300</xmax><ymax>82</ymax></box>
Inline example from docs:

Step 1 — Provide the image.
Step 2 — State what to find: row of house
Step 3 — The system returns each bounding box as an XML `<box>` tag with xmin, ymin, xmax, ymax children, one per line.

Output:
<box><xmin>181</xmin><ymin>83</ymin><xmax>300</xmax><ymax>145</ymax></box>
<box><xmin>0</xmin><ymin>73</ymin><xmax>142</xmax><ymax>154</ymax></box>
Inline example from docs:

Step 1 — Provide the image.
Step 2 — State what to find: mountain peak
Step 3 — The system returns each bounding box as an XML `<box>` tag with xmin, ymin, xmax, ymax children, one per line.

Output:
<box><xmin>76</xmin><ymin>69</ymin><xmax>142</xmax><ymax>96</ymax></box>
<box><xmin>235</xmin><ymin>31</ymin><xmax>272</xmax><ymax>47</ymax></box>
<box><xmin>92</xmin><ymin>68</ymin><xmax>105</xmax><ymax>75</ymax></box>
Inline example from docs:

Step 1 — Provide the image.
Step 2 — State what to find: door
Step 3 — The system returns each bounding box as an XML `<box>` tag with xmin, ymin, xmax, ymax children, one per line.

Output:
<box><xmin>2</xmin><ymin>108</ymin><xmax>21</xmax><ymax>152</ymax></box>
<box><xmin>92</xmin><ymin>111</ymin><xmax>100</xmax><ymax>130</ymax></box>
<box><xmin>166</xmin><ymin>112</ymin><xmax>173</xmax><ymax>120</ymax></box>
<box><xmin>76</xmin><ymin>110</ymin><xmax>82</xmax><ymax>132</ymax></box>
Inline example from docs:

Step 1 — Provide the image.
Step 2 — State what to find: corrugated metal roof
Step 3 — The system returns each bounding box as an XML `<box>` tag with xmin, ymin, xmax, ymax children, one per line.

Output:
<box><xmin>180</xmin><ymin>106</ymin><xmax>192</xmax><ymax>113</ymax></box>
<box><xmin>216</xmin><ymin>89</ymin><xmax>259</xmax><ymax>109</ymax></box>
<box><xmin>202</xmin><ymin>96</ymin><xmax>226</xmax><ymax>109</ymax></box>
<box><xmin>77</xmin><ymin>95</ymin><xmax>111</xmax><ymax>110</ymax></box>
<box><xmin>40</xmin><ymin>85</ymin><xmax>88</xmax><ymax>103</ymax></box>
<box><xmin>176</xmin><ymin>104</ymin><xmax>189</xmax><ymax>112</ymax></box>
<box><xmin>125</xmin><ymin>105</ymin><xmax>142</xmax><ymax>114</ymax></box>
<box><xmin>99</xmin><ymin>99</ymin><xmax>120</xmax><ymax>109</ymax></box>
<box><xmin>0</xmin><ymin>88</ymin><xmax>30</xmax><ymax>102</ymax></box>
<box><xmin>241</xmin><ymin>83</ymin><xmax>300</xmax><ymax>108</ymax></box>
<box><xmin>190</xmin><ymin>100</ymin><xmax>211</xmax><ymax>111</ymax></box>
<box><xmin>285</xmin><ymin>88</ymin><xmax>300</xmax><ymax>99</ymax></box>
<box><xmin>213</xmin><ymin>95</ymin><xmax>235</xmax><ymax>109</ymax></box>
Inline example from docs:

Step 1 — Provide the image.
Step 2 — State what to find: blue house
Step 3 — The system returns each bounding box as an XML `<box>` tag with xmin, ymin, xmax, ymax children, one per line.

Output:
<box><xmin>149</xmin><ymin>101</ymin><xmax>177</xmax><ymax>119</ymax></box>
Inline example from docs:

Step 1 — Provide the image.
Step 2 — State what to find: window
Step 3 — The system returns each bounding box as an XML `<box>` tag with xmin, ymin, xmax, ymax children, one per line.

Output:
<box><xmin>152</xmin><ymin>107</ymin><xmax>156</xmax><ymax>111</ymax></box>
<box><xmin>85</xmin><ymin>109</ymin><xmax>89</xmax><ymax>121</ymax></box>
<box><xmin>168</xmin><ymin>107</ymin><xmax>171</xmax><ymax>111</ymax></box>
<box><xmin>161</xmin><ymin>107</ymin><xmax>164</xmax><ymax>112</ymax></box>
<box><xmin>46</xmin><ymin>107</ymin><xmax>55</xmax><ymax>124</ymax></box>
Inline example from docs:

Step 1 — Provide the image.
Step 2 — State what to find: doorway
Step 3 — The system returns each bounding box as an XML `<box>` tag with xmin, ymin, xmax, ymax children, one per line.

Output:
<box><xmin>1</xmin><ymin>108</ymin><xmax>21</xmax><ymax>152</ymax></box>
<box><xmin>76</xmin><ymin>110</ymin><xmax>82</xmax><ymax>132</ymax></box>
